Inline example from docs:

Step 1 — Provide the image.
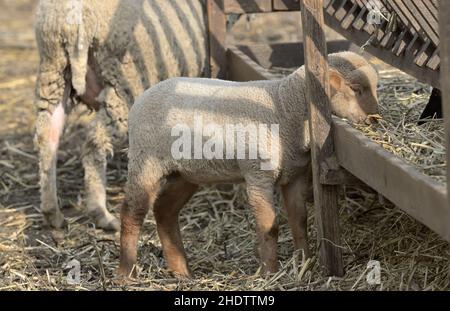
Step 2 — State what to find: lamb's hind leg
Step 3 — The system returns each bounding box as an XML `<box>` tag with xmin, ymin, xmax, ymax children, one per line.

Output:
<box><xmin>118</xmin><ymin>165</ymin><xmax>165</xmax><ymax>278</ymax></box>
<box><xmin>281</xmin><ymin>172</ymin><xmax>311</xmax><ymax>261</ymax></box>
<box><xmin>153</xmin><ymin>175</ymin><xmax>198</xmax><ymax>278</ymax></box>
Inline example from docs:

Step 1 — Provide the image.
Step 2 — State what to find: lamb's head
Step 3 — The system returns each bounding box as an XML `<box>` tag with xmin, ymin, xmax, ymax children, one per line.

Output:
<box><xmin>327</xmin><ymin>52</ymin><xmax>379</xmax><ymax>124</ymax></box>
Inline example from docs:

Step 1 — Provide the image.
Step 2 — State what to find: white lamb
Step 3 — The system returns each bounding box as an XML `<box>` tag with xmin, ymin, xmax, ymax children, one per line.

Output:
<box><xmin>118</xmin><ymin>51</ymin><xmax>379</xmax><ymax>277</ymax></box>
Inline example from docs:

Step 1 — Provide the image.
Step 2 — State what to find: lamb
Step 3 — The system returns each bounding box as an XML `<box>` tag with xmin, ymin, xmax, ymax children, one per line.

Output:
<box><xmin>118</xmin><ymin>51</ymin><xmax>379</xmax><ymax>278</ymax></box>
<box><xmin>34</xmin><ymin>0</ymin><xmax>208</xmax><ymax>231</ymax></box>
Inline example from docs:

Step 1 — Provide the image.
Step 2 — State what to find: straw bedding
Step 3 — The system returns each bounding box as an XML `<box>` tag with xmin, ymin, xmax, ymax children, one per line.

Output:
<box><xmin>0</xmin><ymin>2</ymin><xmax>449</xmax><ymax>290</ymax></box>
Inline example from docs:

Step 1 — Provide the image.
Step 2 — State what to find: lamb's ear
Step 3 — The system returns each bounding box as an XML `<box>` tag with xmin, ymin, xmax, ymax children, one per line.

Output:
<box><xmin>329</xmin><ymin>69</ymin><xmax>345</xmax><ymax>92</ymax></box>
<box><xmin>348</xmin><ymin>67</ymin><xmax>372</xmax><ymax>94</ymax></box>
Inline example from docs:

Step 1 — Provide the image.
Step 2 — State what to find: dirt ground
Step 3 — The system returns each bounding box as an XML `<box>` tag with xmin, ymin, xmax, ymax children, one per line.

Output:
<box><xmin>0</xmin><ymin>1</ymin><xmax>449</xmax><ymax>291</ymax></box>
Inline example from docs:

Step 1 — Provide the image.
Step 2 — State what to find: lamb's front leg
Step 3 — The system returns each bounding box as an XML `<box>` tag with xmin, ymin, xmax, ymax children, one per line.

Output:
<box><xmin>281</xmin><ymin>172</ymin><xmax>311</xmax><ymax>261</ymax></box>
<box><xmin>35</xmin><ymin>104</ymin><xmax>66</xmax><ymax>228</ymax></box>
<box><xmin>82</xmin><ymin>109</ymin><xmax>119</xmax><ymax>231</ymax></box>
<box><xmin>245</xmin><ymin>177</ymin><xmax>279</xmax><ymax>274</ymax></box>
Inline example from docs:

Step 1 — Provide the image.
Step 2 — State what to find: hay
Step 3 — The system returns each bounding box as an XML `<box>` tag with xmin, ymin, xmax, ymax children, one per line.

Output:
<box><xmin>1</xmin><ymin>1</ymin><xmax>449</xmax><ymax>291</ymax></box>
<box><xmin>353</xmin><ymin>69</ymin><xmax>446</xmax><ymax>183</ymax></box>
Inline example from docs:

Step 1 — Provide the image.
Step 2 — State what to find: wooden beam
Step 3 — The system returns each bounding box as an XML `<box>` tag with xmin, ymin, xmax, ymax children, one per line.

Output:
<box><xmin>273</xmin><ymin>0</ymin><xmax>301</xmax><ymax>11</ymax></box>
<box><xmin>333</xmin><ymin>118</ymin><xmax>450</xmax><ymax>242</ymax></box>
<box><xmin>227</xmin><ymin>47</ymin><xmax>279</xmax><ymax>81</ymax></box>
<box><xmin>224</xmin><ymin>0</ymin><xmax>301</xmax><ymax>13</ymax></box>
<box><xmin>235</xmin><ymin>40</ymin><xmax>356</xmax><ymax>68</ymax></box>
<box><xmin>440</xmin><ymin>0</ymin><xmax>450</xmax><ymax>232</ymax></box>
<box><xmin>207</xmin><ymin>0</ymin><xmax>227</xmax><ymax>79</ymax></box>
<box><xmin>301</xmin><ymin>0</ymin><xmax>344</xmax><ymax>277</ymax></box>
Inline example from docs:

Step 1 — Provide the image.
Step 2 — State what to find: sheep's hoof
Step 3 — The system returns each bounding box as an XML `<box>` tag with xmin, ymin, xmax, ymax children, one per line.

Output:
<box><xmin>95</xmin><ymin>215</ymin><xmax>120</xmax><ymax>232</ymax></box>
<box><xmin>43</xmin><ymin>210</ymin><xmax>66</xmax><ymax>229</ymax></box>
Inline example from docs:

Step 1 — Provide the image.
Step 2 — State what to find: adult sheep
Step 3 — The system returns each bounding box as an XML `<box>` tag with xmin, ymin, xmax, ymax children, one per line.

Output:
<box><xmin>34</xmin><ymin>0</ymin><xmax>209</xmax><ymax>231</ymax></box>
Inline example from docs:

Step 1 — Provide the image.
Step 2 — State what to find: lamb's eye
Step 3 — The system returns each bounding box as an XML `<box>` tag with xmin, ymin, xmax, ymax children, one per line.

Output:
<box><xmin>351</xmin><ymin>85</ymin><xmax>363</xmax><ymax>95</ymax></box>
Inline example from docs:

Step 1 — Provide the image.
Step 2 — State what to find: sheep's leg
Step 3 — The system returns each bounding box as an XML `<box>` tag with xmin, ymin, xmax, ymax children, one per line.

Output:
<box><xmin>82</xmin><ymin>87</ymin><xmax>129</xmax><ymax>231</ymax></box>
<box><xmin>281</xmin><ymin>173</ymin><xmax>311</xmax><ymax>261</ymax></box>
<box><xmin>153</xmin><ymin>176</ymin><xmax>198</xmax><ymax>278</ymax></box>
<box><xmin>35</xmin><ymin>103</ymin><xmax>67</xmax><ymax>228</ymax></box>
<box><xmin>82</xmin><ymin>109</ymin><xmax>119</xmax><ymax>231</ymax></box>
<box><xmin>245</xmin><ymin>179</ymin><xmax>279</xmax><ymax>274</ymax></box>
<box><xmin>34</xmin><ymin>55</ymin><xmax>71</xmax><ymax>229</ymax></box>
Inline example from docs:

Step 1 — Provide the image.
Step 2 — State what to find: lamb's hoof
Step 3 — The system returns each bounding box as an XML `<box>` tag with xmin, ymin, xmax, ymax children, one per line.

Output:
<box><xmin>169</xmin><ymin>266</ymin><xmax>192</xmax><ymax>279</ymax></box>
<box><xmin>95</xmin><ymin>214</ymin><xmax>120</xmax><ymax>232</ymax></box>
<box><xmin>173</xmin><ymin>271</ymin><xmax>192</xmax><ymax>280</ymax></box>
<box><xmin>43</xmin><ymin>210</ymin><xmax>66</xmax><ymax>229</ymax></box>
<box><xmin>113</xmin><ymin>275</ymin><xmax>135</xmax><ymax>286</ymax></box>
<box><xmin>117</xmin><ymin>264</ymin><xmax>138</xmax><ymax>280</ymax></box>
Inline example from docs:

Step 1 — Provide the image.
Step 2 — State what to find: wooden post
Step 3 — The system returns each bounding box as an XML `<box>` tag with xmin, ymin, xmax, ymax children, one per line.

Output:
<box><xmin>207</xmin><ymin>0</ymin><xmax>227</xmax><ymax>79</ymax></box>
<box><xmin>440</xmin><ymin>0</ymin><xmax>450</xmax><ymax>214</ymax></box>
<box><xmin>300</xmin><ymin>0</ymin><xmax>344</xmax><ymax>276</ymax></box>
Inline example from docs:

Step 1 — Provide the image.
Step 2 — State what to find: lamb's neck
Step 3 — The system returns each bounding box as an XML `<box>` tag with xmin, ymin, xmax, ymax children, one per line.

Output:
<box><xmin>277</xmin><ymin>66</ymin><xmax>308</xmax><ymax>120</ymax></box>
<box><xmin>275</xmin><ymin>66</ymin><xmax>311</xmax><ymax>153</ymax></box>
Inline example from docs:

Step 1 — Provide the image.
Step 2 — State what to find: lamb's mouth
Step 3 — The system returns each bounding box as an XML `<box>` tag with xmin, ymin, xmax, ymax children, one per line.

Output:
<box><xmin>365</xmin><ymin>114</ymin><xmax>383</xmax><ymax>125</ymax></box>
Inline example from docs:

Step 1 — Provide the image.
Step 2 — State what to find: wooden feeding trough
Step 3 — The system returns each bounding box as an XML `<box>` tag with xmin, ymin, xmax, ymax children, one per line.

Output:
<box><xmin>206</xmin><ymin>0</ymin><xmax>450</xmax><ymax>276</ymax></box>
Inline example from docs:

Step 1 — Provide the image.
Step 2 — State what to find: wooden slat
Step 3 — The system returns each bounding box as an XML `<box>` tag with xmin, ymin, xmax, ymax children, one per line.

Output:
<box><xmin>333</xmin><ymin>118</ymin><xmax>450</xmax><ymax>243</ymax></box>
<box><xmin>392</xmin><ymin>29</ymin><xmax>409</xmax><ymax>56</ymax></box>
<box><xmin>384</xmin><ymin>0</ymin><xmax>417</xmax><ymax>37</ymax></box>
<box><xmin>411</xmin><ymin>0</ymin><xmax>439</xmax><ymax>43</ymax></box>
<box><xmin>405</xmin><ymin>0</ymin><xmax>439</xmax><ymax>46</ymax></box>
<box><xmin>352</xmin><ymin>6</ymin><xmax>367</xmax><ymax>30</ymax></box>
<box><xmin>414</xmin><ymin>39</ymin><xmax>431</xmax><ymax>67</ymax></box>
<box><xmin>301</xmin><ymin>0</ymin><xmax>344</xmax><ymax>277</ymax></box>
<box><xmin>335</xmin><ymin>0</ymin><xmax>351</xmax><ymax>21</ymax></box>
<box><xmin>440</xmin><ymin>0</ymin><xmax>450</xmax><ymax>230</ymax></box>
<box><xmin>387</xmin><ymin>0</ymin><xmax>421</xmax><ymax>35</ymax></box>
<box><xmin>341</xmin><ymin>3</ymin><xmax>359</xmax><ymax>29</ymax></box>
<box><xmin>207</xmin><ymin>0</ymin><xmax>227</xmax><ymax>79</ymax></box>
<box><xmin>324</xmin><ymin>13</ymin><xmax>441</xmax><ymax>88</ymax></box>
<box><xmin>423</xmin><ymin>0</ymin><xmax>438</xmax><ymax>20</ymax></box>
<box><xmin>224</xmin><ymin>0</ymin><xmax>272</xmax><ymax>14</ymax></box>
<box><xmin>427</xmin><ymin>47</ymin><xmax>440</xmax><ymax>70</ymax></box>
<box><xmin>326</xmin><ymin>0</ymin><xmax>339</xmax><ymax>16</ymax></box>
